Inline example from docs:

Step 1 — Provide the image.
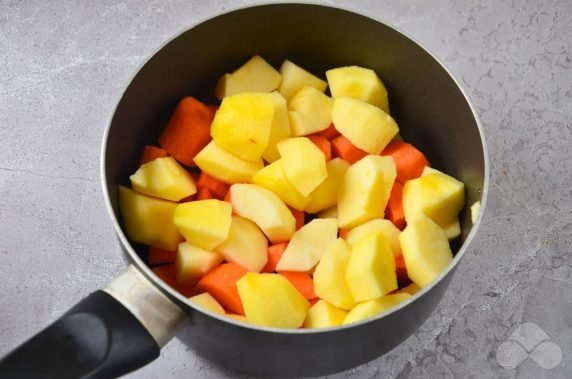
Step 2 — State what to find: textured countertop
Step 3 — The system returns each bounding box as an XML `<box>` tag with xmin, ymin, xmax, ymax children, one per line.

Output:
<box><xmin>1</xmin><ymin>1</ymin><xmax>571</xmax><ymax>378</ymax></box>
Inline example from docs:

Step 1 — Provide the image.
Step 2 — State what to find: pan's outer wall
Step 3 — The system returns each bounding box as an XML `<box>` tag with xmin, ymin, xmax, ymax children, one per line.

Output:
<box><xmin>105</xmin><ymin>4</ymin><xmax>485</xmax><ymax>376</ymax></box>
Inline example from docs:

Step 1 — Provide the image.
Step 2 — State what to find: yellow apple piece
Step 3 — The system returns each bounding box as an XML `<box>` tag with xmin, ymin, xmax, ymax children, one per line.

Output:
<box><xmin>237</xmin><ymin>272</ymin><xmax>309</xmax><ymax>328</ymax></box>
<box><xmin>118</xmin><ymin>186</ymin><xmax>183</xmax><ymax>251</ymax></box>
<box><xmin>277</xmin><ymin>137</ymin><xmax>328</xmax><ymax>196</ymax></box>
<box><xmin>399</xmin><ymin>214</ymin><xmax>453</xmax><ymax>288</ymax></box>
<box><xmin>313</xmin><ymin>238</ymin><xmax>355</xmax><ymax>310</ymax></box>
<box><xmin>318</xmin><ymin>206</ymin><xmax>338</xmax><ymax>220</ymax></box>
<box><xmin>278</xmin><ymin>59</ymin><xmax>327</xmax><ymax>100</ymax></box>
<box><xmin>215</xmin><ymin>215</ymin><xmax>268</xmax><ymax>272</ymax></box>
<box><xmin>129</xmin><ymin>156</ymin><xmax>196</xmax><ymax>202</ymax></box>
<box><xmin>176</xmin><ymin>242</ymin><xmax>223</xmax><ymax>286</ymax></box>
<box><xmin>288</xmin><ymin>86</ymin><xmax>333</xmax><ymax>136</ymax></box>
<box><xmin>173</xmin><ymin>199</ymin><xmax>232</xmax><ymax>251</ymax></box>
<box><xmin>442</xmin><ymin>217</ymin><xmax>461</xmax><ymax>240</ymax></box>
<box><xmin>226</xmin><ymin>314</ymin><xmax>248</xmax><ymax>323</ymax></box>
<box><xmin>471</xmin><ymin>201</ymin><xmax>481</xmax><ymax>224</ymax></box>
<box><xmin>262</xmin><ymin>92</ymin><xmax>292</xmax><ymax>163</ymax></box>
<box><xmin>210</xmin><ymin>92</ymin><xmax>274</xmax><ymax>162</ymax></box>
<box><xmin>276</xmin><ymin>218</ymin><xmax>338</xmax><ymax>272</ymax></box>
<box><xmin>332</xmin><ymin>96</ymin><xmax>398</xmax><ymax>154</ymax></box>
<box><xmin>215</xmin><ymin>55</ymin><xmax>281</xmax><ymax>100</ymax></box>
<box><xmin>230</xmin><ymin>183</ymin><xmax>295</xmax><ymax>243</ymax></box>
<box><xmin>303</xmin><ymin>300</ymin><xmax>348</xmax><ymax>328</ymax></box>
<box><xmin>305</xmin><ymin>158</ymin><xmax>350</xmax><ymax>214</ymax></box>
<box><xmin>250</xmin><ymin>159</ymin><xmax>311</xmax><ymax>211</ymax></box>
<box><xmin>337</xmin><ymin>155</ymin><xmax>396</xmax><ymax>229</ymax></box>
<box><xmin>346</xmin><ymin>233</ymin><xmax>397</xmax><ymax>302</ymax></box>
<box><xmin>326</xmin><ymin>66</ymin><xmax>390</xmax><ymax>113</ymax></box>
<box><xmin>193</xmin><ymin>140</ymin><xmax>264</xmax><ymax>184</ymax></box>
<box><xmin>189</xmin><ymin>293</ymin><xmax>226</xmax><ymax>315</ymax></box>
<box><xmin>343</xmin><ymin>293</ymin><xmax>411</xmax><ymax>325</ymax></box>
<box><xmin>345</xmin><ymin>219</ymin><xmax>402</xmax><ymax>258</ymax></box>
<box><xmin>396</xmin><ymin>283</ymin><xmax>421</xmax><ymax>296</ymax></box>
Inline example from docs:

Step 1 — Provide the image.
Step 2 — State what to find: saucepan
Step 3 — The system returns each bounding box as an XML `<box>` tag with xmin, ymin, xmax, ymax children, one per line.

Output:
<box><xmin>0</xmin><ymin>3</ymin><xmax>488</xmax><ymax>378</ymax></box>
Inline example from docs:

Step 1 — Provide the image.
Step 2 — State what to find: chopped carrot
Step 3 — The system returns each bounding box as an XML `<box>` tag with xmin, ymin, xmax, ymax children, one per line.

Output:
<box><xmin>152</xmin><ymin>265</ymin><xmax>197</xmax><ymax>297</ymax></box>
<box><xmin>159</xmin><ymin>97</ymin><xmax>215</xmax><ymax>167</ymax></box>
<box><xmin>261</xmin><ymin>242</ymin><xmax>288</xmax><ymax>273</ymax></box>
<box><xmin>309</xmin><ymin>298</ymin><xmax>319</xmax><ymax>306</ymax></box>
<box><xmin>339</xmin><ymin>228</ymin><xmax>348</xmax><ymax>239</ymax></box>
<box><xmin>196</xmin><ymin>187</ymin><xmax>214</xmax><ymax>200</ymax></box>
<box><xmin>385</xmin><ymin>182</ymin><xmax>406</xmax><ymax>230</ymax></box>
<box><xmin>139</xmin><ymin>145</ymin><xmax>169</xmax><ymax>165</ymax></box>
<box><xmin>381</xmin><ymin>140</ymin><xmax>429</xmax><ymax>183</ymax></box>
<box><xmin>197</xmin><ymin>172</ymin><xmax>229</xmax><ymax>199</ymax></box>
<box><xmin>278</xmin><ymin>271</ymin><xmax>316</xmax><ymax>300</ymax></box>
<box><xmin>223</xmin><ymin>189</ymin><xmax>231</xmax><ymax>203</ymax></box>
<box><xmin>331</xmin><ymin>135</ymin><xmax>368</xmax><ymax>164</ymax></box>
<box><xmin>314</xmin><ymin>123</ymin><xmax>340</xmax><ymax>140</ymax></box>
<box><xmin>307</xmin><ymin>135</ymin><xmax>332</xmax><ymax>161</ymax></box>
<box><xmin>289</xmin><ymin>207</ymin><xmax>305</xmax><ymax>230</ymax></box>
<box><xmin>148</xmin><ymin>246</ymin><xmax>176</xmax><ymax>266</ymax></box>
<box><xmin>395</xmin><ymin>255</ymin><xmax>411</xmax><ymax>286</ymax></box>
<box><xmin>196</xmin><ymin>263</ymin><xmax>248</xmax><ymax>315</ymax></box>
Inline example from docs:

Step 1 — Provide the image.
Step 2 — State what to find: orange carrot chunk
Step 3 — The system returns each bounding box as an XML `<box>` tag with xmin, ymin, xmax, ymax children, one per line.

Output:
<box><xmin>315</xmin><ymin>123</ymin><xmax>340</xmax><ymax>140</ymax></box>
<box><xmin>196</xmin><ymin>187</ymin><xmax>214</xmax><ymax>201</ymax></box>
<box><xmin>331</xmin><ymin>135</ymin><xmax>368</xmax><ymax>164</ymax></box>
<box><xmin>395</xmin><ymin>255</ymin><xmax>411</xmax><ymax>287</ymax></box>
<box><xmin>385</xmin><ymin>182</ymin><xmax>406</xmax><ymax>230</ymax></box>
<box><xmin>196</xmin><ymin>263</ymin><xmax>248</xmax><ymax>315</ymax></box>
<box><xmin>197</xmin><ymin>172</ymin><xmax>230</xmax><ymax>199</ymax></box>
<box><xmin>339</xmin><ymin>228</ymin><xmax>349</xmax><ymax>240</ymax></box>
<box><xmin>278</xmin><ymin>271</ymin><xmax>316</xmax><ymax>300</ymax></box>
<box><xmin>159</xmin><ymin>97</ymin><xmax>215</xmax><ymax>167</ymax></box>
<box><xmin>308</xmin><ymin>135</ymin><xmax>332</xmax><ymax>161</ymax></box>
<box><xmin>381</xmin><ymin>140</ymin><xmax>429</xmax><ymax>183</ymax></box>
<box><xmin>139</xmin><ymin>145</ymin><xmax>169</xmax><ymax>166</ymax></box>
<box><xmin>152</xmin><ymin>265</ymin><xmax>197</xmax><ymax>297</ymax></box>
<box><xmin>261</xmin><ymin>242</ymin><xmax>288</xmax><ymax>273</ymax></box>
<box><xmin>289</xmin><ymin>207</ymin><xmax>305</xmax><ymax>230</ymax></box>
<box><xmin>148</xmin><ymin>246</ymin><xmax>176</xmax><ymax>266</ymax></box>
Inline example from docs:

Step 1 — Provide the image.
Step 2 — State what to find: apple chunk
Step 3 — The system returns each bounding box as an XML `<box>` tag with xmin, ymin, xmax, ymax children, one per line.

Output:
<box><xmin>262</xmin><ymin>92</ymin><xmax>292</xmax><ymax>163</ymax></box>
<box><xmin>326</xmin><ymin>66</ymin><xmax>389</xmax><ymax>113</ymax></box>
<box><xmin>130</xmin><ymin>156</ymin><xmax>196</xmax><ymax>201</ymax></box>
<box><xmin>305</xmin><ymin>158</ymin><xmax>350</xmax><ymax>214</ymax></box>
<box><xmin>343</xmin><ymin>293</ymin><xmax>411</xmax><ymax>325</ymax></box>
<box><xmin>345</xmin><ymin>219</ymin><xmax>402</xmax><ymax>258</ymax></box>
<box><xmin>176</xmin><ymin>242</ymin><xmax>223</xmax><ymax>286</ymax></box>
<box><xmin>215</xmin><ymin>55</ymin><xmax>281</xmax><ymax>100</ymax></box>
<box><xmin>278</xmin><ymin>60</ymin><xmax>327</xmax><ymax>101</ymax></box>
<box><xmin>189</xmin><ymin>293</ymin><xmax>226</xmax><ymax>315</ymax></box>
<box><xmin>288</xmin><ymin>86</ymin><xmax>333</xmax><ymax>136</ymax></box>
<box><xmin>304</xmin><ymin>300</ymin><xmax>348</xmax><ymax>329</ymax></box>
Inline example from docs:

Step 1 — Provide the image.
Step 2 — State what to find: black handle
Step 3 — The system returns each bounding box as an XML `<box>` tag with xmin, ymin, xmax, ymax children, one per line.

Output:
<box><xmin>0</xmin><ymin>290</ymin><xmax>160</xmax><ymax>379</ymax></box>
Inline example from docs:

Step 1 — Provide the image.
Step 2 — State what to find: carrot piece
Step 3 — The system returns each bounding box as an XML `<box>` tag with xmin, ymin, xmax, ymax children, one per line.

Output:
<box><xmin>278</xmin><ymin>271</ymin><xmax>316</xmax><ymax>300</ymax></box>
<box><xmin>381</xmin><ymin>140</ymin><xmax>429</xmax><ymax>183</ymax></box>
<box><xmin>309</xmin><ymin>298</ymin><xmax>319</xmax><ymax>306</ymax></box>
<box><xmin>307</xmin><ymin>135</ymin><xmax>332</xmax><ymax>161</ymax></box>
<box><xmin>152</xmin><ymin>265</ymin><xmax>197</xmax><ymax>297</ymax></box>
<box><xmin>395</xmin><ymin>255</ymin><xmax>411</xmax><ymax>287</ymax></box>
<box><xmin>197</xmin><ymin>172</ymin><xmax>230</xmax><ymax>199</ymax></box>
<box><xmin>196</xmin><ymin>187</ymin><xmax>214</xmax><ymax>201</ymax></box>
<box><xmin>261</xmin><ymin>242</ymin><xmax>288</xmax><ymax>273</ymax></box>
<box><xmin>159</xmin><ymin>97</ymin><xmax>215</xmax><ymax>167</ymax></box>
<box><xmin>314</xmin><ymin>123</ymin><xmax>340</xmax><ymax>140</ymax></box>
<box><xmin>331</xmin><ymin>135</ymin><xmax>368</xmax><ymax>164</ymax></box>
<box><xmin>289</xmin><ymin>207</ymin><xmax>305</xmax><ymax>230</ymax></box>
<box><xmin>139</xmin><ymin>145</ymin><xmax>169</xmax><ymax>165</ymax></box>
<box><xmin>148</xmin><ymin>246</ymin><xmax>176</xmax><ymax>266</ymax></box>
<box><xmin>196</xmin><ymin>263</ymin><xmax>248</xmax><ymax>315</ymax></box>
<box><xmin>339</xmin><ymin>228</ymin><xmax>348</xmax><ymax>239</ymax></box>
<box><xmin>385</xmin><ymin>182</ymin><xmax>406</xmax><ymax>230</ymax></box>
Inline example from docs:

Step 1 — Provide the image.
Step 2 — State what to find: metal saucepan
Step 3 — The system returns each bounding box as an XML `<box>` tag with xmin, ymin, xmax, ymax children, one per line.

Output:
<box><xmin>0</xmin><ymin>3</ymin><xmax>488</xmax><ymax>378</ymax></box>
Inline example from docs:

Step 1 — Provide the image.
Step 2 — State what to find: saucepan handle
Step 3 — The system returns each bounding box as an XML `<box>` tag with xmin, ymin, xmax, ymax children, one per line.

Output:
<box><xmin>0</xmin><ymin>265</ymin><xmax>187</xmax><ymax>379</ymax></box>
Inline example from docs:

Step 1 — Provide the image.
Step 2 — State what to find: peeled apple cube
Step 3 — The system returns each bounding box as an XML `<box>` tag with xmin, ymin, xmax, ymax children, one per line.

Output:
<box><xmin>129</xmin><ymin>157</ymin><xmax>196</xmax><ymax>202</ymax></box>
<box><xmin>276</xmin><ymin>218</ymin><xmax>338</xmax><ymax>272</ymax></box>
<box><xmin>326</xmin><ymin>66</ymin><xmax>390</xmax><ymax>113</ymax></box>
<box><xmin>345</xmin><ymin>219</ymin><xmax>402</xmax><ymax>258</ymax></box>
<box><xmin>262</xmin><ymin>92</ymin><xmax>292</xmax><ymax>163</ymax></box>
<box><xmin>277</xmin><ymin>137</ymin><xmax>328</xmax><ymax>196</ymax></box>
<box><xmin>118</xmin><ymin>186</ymin><xmax>182</xmax><ymax>252</ymax></box>
<box><xmin>215</xmin><ymin>215</ymin><xmax>268</xmax><ymax>272</ymax></box>
<box><xmin>399</xmin><ymin>214</ymin><xmax>453</xmax><ymax>288</ymax></box>
<box><xmin>337</xmin><ymin>156</ymin><xmax>396</xmax><ymax>230</ymax></box>
<box><xmin>176</xmin><ymin>242</ymin><xmax>224</xmax><ymax>286</ymax></box>
<box><xmin>215</xmin><ymin>55</ymin><xmax>281</xmax><ymax>100</ymax></box>
<box><xmin>288</xmin><ymin>86</ymin><xmax>333</xmax><ymax>136</ymax></box>
<box><xmin>230</xmin><ymin>183</ymin><xmax>295</xmax><ymax>243</ymax></box>
<box><xmin>193</xmin><ymin>141</ymin><xmax>264</xmax><ymax>184</ymax></box>
<box><xmin>304</xmin><ymin>300</ymin><xmax>348</xmax><ymax>328</ymax></box>
<box><xmin>305</xmin><ymin>158</ymin><xmax>350</xmax><ymax>214</ymax></box>
<box><xmin>189</xmin><ymin>293</ymin><xmax>226</xmax><ymax>315</ymax></box>
<box><xmin>346</xmin><ymin>233</ymin><xmax>397</xmax><ymax>302</ymax></box>
<box><xmin>237</xmin><ymin>273</ymin><xmax>309</xmax><ymax>328</ymax></box>
<box><xmin>210</xmin><ymin>92</ymin><xmax>274</xmax><ymax>162</ymax></box>
<box><xmin>278</xmin><ymin>60</ymin><xmax>328</xmax><ymax>100</ymax></box>
<box><xmin>173</xmin><ymin>199</ymin><xmax>232</xmax><ymax>251</ymax></box>
<box><xmin>343</xmin><ymin>293</ymin><xmax>411</xmax><ymax>325</ymax></box>
<box><xmin>332</xmin><ymin>96</ymin><xmax>398</xmax><ymax>154</ymax></box>
<box><xmin>318</xmin><ymin>206</ymin><xmax>338</xmax><ymax>220</ymax></box>
<box><xmin>442</xmin><ymin>217</ymin><xmax>461</xmax><ymax>240</ymax></box>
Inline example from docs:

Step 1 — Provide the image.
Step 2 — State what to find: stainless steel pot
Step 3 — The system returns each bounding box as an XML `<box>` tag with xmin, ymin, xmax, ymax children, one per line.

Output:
<box><xmin>0</xmin><ymin>4</ymin><xmax>488</xmax><ymax>378</ymax></box>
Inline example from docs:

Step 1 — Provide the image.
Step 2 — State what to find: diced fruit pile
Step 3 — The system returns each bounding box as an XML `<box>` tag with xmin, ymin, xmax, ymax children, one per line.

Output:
<box><xmin>119</xmin><ymin>56</ymin><xmax>466</xmax><ymax>329</ymax></box>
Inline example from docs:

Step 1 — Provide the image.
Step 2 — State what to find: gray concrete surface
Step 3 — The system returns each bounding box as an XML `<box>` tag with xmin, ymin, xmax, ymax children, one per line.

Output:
<box><xmin>1</xmin><ymin>0</ymin><xmax>571</xmax><ymax>378</ymax></box>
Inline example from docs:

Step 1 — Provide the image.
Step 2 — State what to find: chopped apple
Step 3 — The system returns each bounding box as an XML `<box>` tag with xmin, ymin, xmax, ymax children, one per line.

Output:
<box><xmin>189</xmin><ymin>293</ymin><xmax>226</xmax><ymax>315</ymax></box>
<box><xmin>331</xmin><ymin>96</ymin><xmax>398</xmax><ymax>154</ymax></box>
<box><xmin>305</xmin><ymin>158</ymin><xmax>350</xmax><ymax>214</ymax></box>
<box><xmin>346</xmin><ymin>233</ymin><xmax>397</xmax><ymax>302</ymax></box>
<box><xmin>118</xmin><ymin>186</ymin><xmax>183</xmax><ymax>251</ymax></box>
<box><xmin>422</xmin><ymin>166</ymin><xmax>441</xmax><ymax>176</ymax></box>
<box><xmin>226</xmin><ymin>314</ymin><xmax>248</xmax><ymax>323</ymax></box>
<box><xmin>326</xmin><ymin>66</ymin><xmax>389</xmax><ymax>113</ymax></box>
<box><xmin>215</xmin><ymin>55</ymin><xmax>281</xmax><ymax>99</ymax></box>
<box><xmin>193</xmin><ymin>140</ymin><xmax>264</xmax><ymax>184</ymax></box>
<box><xmin>230</xmin><ymin>183</ymin><xmax>295</xmax><ymax>243</ymax></box>
<box><xmin>176</xmin><ymin>242</ymin><xmax>223</xmax><ymax>286</ymax></box>
<box><xmin>278</xmin><ymin>60</ymin><xmax>327</xmax><ymax>100</ymax></box>
<box><xmin>396</xmin><ymin>283</ymin><xmax>421</xmax><ymax>296</ymax></box>
<box><xmin>277</xmin><ymin>137</ymin><xmax>328</xmax><ymax>196</ymax></box>
<box><xmin>215</xmin><ymin>215</ymin><xmax>268</xmax><ymax>272</ymax></box>
<box><xmin>276</xmin><ymin>218</ymin><xmax>338</xmax><ymax>272</ymax></box>
<box><xmin>173</xmin><ymin>199</ymin><xmax>232</xmax><ymax>250</ymax></box>
<box><xmin>262</xmin><ymin>92</ymin><xmax>292</xmax><ymax>163</ymax></box>
<box><xmin>313</xmin><ymin>238</ymin><xmax>355</xmax><ymax>310</ymax></box>
<box><xmin>288</xmin><ymin>87</ymin><xmax>333</xmax><ymax>136</ymax></box>
<box><xmin>237</xmin><ymin>273</ymin><xmax>309</xmax><ymax>328</ymax></box>
<box><xmin>303</xmin><ymin>300</ymin><xmax>348</xmax><ymax>328</ymax></box>
<box><xmin>471</xmin><ymin>201</ymin><xmax>481</xmax><ymax>224</ymax></box>
<box><xmin>210</xmin><ymin>92</ymin><xmax>274</xmax><ymax>162</ymax></box>
<box><xmin>399</xmin><ymin>214</ymin><xmax>453</xmax><ymax>288</ymax></box>
<box><xmin>343</xmin><ymin>293</ymin><xmax>411</xmax><ymax>325</ymax></box>
<box><xmin>442</xmin><ymin>217</ymin><xmax>461</xmax><ymax>240</ymax></box>
<box><xmin>318</xmin><ymin>206</ymin><xmax>338</xmax><ymax>219</ymax></box>
<box><xmin>345</xmin><ymin>219</ymin><xmax>402</xmax><ymax>258</ymax></box>
<box><xmin>337</xmin><ymin>155</ymin><xmax>396</xmax><ymax>229</ymax></box>
<box><xmin>130</xmin><ymin>157</ymin><xmax>196</xmax><ymax>202</ymax></box>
